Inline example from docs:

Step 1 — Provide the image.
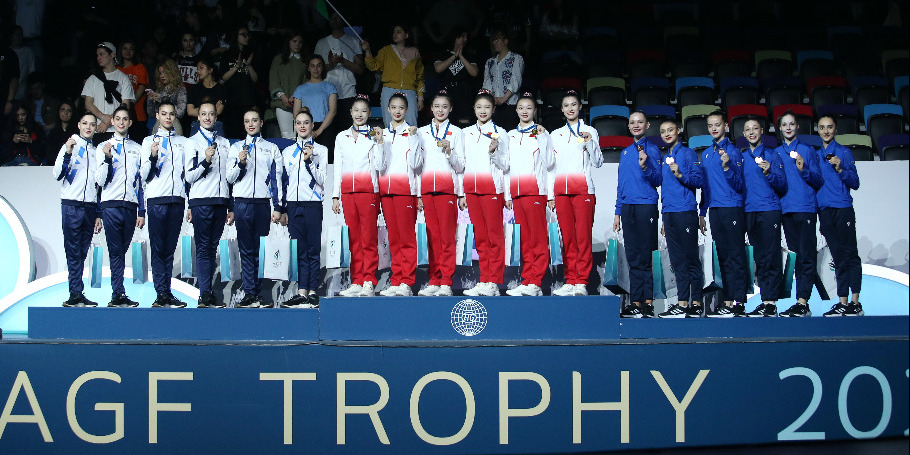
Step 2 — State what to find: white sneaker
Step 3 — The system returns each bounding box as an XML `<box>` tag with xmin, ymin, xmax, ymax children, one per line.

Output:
<box><xmin>396</xmin><ymin>283</ymin><xmax>413</xmax><ymax>296</ymax></box>
<box><xmin>553</xmin><ymin>283</ymin><xmax>575</xmax><ymax>296</ymax></box>
<box><xmin>476</xmin><ymin>282</ymin><xmax>499</xmax><ymax>296</ymax></box>
<box><xmin>418</xmin><ymin>285</ymin><xmax>440</xmax><ymax>296</ymax></box>
<box><xmin>359</xmin><ymin>281</ymin><xmax>375</xmax><ymax>297</ymax></box>
<box><xmin>339</xmin><ymin>283</ymin><xmax>363</xmax><ymax>297</ymax></box>
<box><xmin>507</xmin><ymin>284</ymin><xmax>543</xmax><ymax>296</ymax></box>
<box><xmin>379</xmin><ymin>285</ymin><xmax>399</xmax><ymax>296</ymax></box>
<box><xmin>463</xmin><ymin>282</ymin><xmax>484</xmax><ymax>296</ymax></box>
<box><xmin>435</xmin><ymin>285</ymin><xmax>453</xmax><ymax>296</ymax></box>
<box><xmin>574</xmin><ymin>284</ymin><xmax>588</xmax><ymax>296</ymax></box>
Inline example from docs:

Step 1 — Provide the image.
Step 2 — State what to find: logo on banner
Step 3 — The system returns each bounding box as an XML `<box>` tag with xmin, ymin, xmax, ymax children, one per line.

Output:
<box><xmin>451</xmin><ymin>299</ymin><xmax>488</xmax><ymax>336</ymax></box>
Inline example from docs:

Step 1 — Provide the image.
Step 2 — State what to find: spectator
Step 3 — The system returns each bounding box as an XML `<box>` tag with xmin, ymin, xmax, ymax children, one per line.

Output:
<box><xmin>363</xmin><ymin>23</ymin><xmax>425</xmax><ymax>126</ymax></box>
<box><xmin>146</xmin><ymin>59</ymin><xmax>187</xmax><ymax>135</ymax></box>
<box><xmin>434</xmin><ymin>26</ymin><xmax>479</xmax><ymax>125</ymax></box>
<box><xmin>482</xmin><ymin>28</ymin><xmax>524</xmax><ymax>130</ymax></box>
<box><xmin>313</xmin><ymin>11</ymin><xmax>364</xmax><ymax>154</ymax></box>
<box><xmin>187</xmin><ymin>57</ymin><xmax>226</xmax><ymax>137</ymax></box>
<box><xmin>116</xmin><ymin>39</ymin><xmax>149</xmax><ymax>139</ymax></box>
<box><xmin>9</xmin><ymin>26</ymin><xmax>35</xmax><ymax>100</ymax></box>
<box><xmin>267</xmin><ymin>33</ymin><xmax>306</xmax><ymax>139</ymax></box>
<box><xmin>22</xmin><ymin>72</ymin><xmax>59</xmax><ymax>130</ymax></box>
<box><xmin>2</xmin><ymin>102</ymin><xmax>45</xmax><ymax>165</ymax></box>
<box><xmin>219</xmin><ymin>26</ymin><xmax>259</xmax><ymax>138</ymax></box>
<box><xmin>45</xmin><ymin>100</ymin><xmax>77</xmax><ymax>162</ymax></box>
<box><xmin>291</xmin><ymin>55</ymin><xmax>337</xmax><ymax>145</ymax></box>
<box><xmin>81</xmin><ymin>41</ymin><xmax>135</xmax><ymax>134</ymax></box>
<box><xmin>175</xmin><ymin>31</ymin><xmax>201</xmax><ymax>86</ymax></box>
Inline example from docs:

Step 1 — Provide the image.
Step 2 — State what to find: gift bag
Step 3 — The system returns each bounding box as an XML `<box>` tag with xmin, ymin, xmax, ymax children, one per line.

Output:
<box><xmin>660</xmin><ymin>248</ymin><xmax>676</xmax><ymax>297</ymax></box>
<box><xmin>702</xmin><ymin>241</ymin><xmax>723</xmax><ymax>292</ymax></box>
<box><xmin>652</xmin><ymin>250</ymin><xmax>667</xmax><ymax>299</ymax></box>
<box><xmin>326</xmin><ymin>225</ymin><xmax>348</xmax><ymax>269</ymax></box>
<box><xmin>456</xmin><ymin>224</ymin><xmax>474</xmax><ymax>266</ymax></box>
<box><xmin>219</xmin><ymin>237</ymin><xmax>241</xmax><ymax>282</ymax></box>
<box><xmin>603</xmin><ymin>235</ymin><xmax>630</xmax><ymax>294</ymax></box>
<box><xmin>258</xmin><ymin>225</ymin><xmax>290</xmax><ymax>280</ymax></box>
<box><xmin>548</xmin><ymin>222</ymin><xmax>562</xmax><ymax>265</ymax></box>
<box><xmin>416</xmin><ymin>223</ymin><xmax>429</xmax><ymax>266</ymax></box>
<box><xmin>289</xmin><ymin>239</ymin><xmax>298</xmax><ymax>282</ymax></box>
<box><xmin>91</xmin><ymin>235</ymin><xmax>104</xmax><ymax>288</ymax></box>
<box><xmin>131</xmin><ymin>229</ymin><xmax>148</xmax><ymax>284</ymax></box>
<box><xmin>180</xmin><ymin>222</ymin><xmax>195</xmax><ymax>278</ymax></box>
<box><xmin>503</xmin><ymin>222</ymin><xmax>521</xmax><ymax>266</ymax></box>
<box><xmin>745</xmin><ymin>245</ymin><xmax>755</xmax><ymax>295</ymax></box>
<box><xmin>816</xmin><ymin>246</ymin><xmax>836</xmax><ymax>301</ymax></box>
<box><xmin>377</xmin><ymin>225</ymin><xmax>391</xmax><ymax>270</ymax></box>
<box><xmin>341</xmin><ymin>225</ymin><xmax>351</xmax><ymax>268</ymax></box>
<box><xmin>780</xmin><ymin>249</ymin><xmax>797</xmax><ymax>299</ymax></box>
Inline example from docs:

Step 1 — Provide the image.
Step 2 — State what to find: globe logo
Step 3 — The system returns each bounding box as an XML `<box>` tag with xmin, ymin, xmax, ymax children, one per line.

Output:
<box><xmin>451</xmin><ymin>299</ymin><xmax>488</xmax><ymax>337</ymax></box>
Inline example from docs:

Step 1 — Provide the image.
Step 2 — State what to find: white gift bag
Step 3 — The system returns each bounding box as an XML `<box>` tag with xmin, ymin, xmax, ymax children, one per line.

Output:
<box><xmin>259</xmin><ymin>224</ymin><xmax>290</xmax><ymax>280</ymax></box>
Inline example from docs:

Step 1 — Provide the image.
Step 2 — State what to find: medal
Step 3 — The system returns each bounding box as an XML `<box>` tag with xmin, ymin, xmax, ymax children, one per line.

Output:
<box><xmin>368</xmin><ymin>129</ymin><xmax>377</xmax><ymax>138</ymax></box>
<box><xmin>531</xmin><ymin>128</ymin><xmax>538</xmax><ymax>135</ymax></box>
<box><xmin>576</xmin><ymin>137</ymin><xmax>585</xmax><ymax>144</ymax></box>
<box><xmin>755</xmin><ymin>157</ymin><xmax>763</xmax><ymax>164</ymax></box>
<box><xmin>789</xmin><ymin>151</ymin><xmax>799</xmax><ymax>159</ymax></box>
<box><xmin>665</xmin><ymin>157</ymin><xmax>675</xmax><ymax>165</ymax></box>
<box><xmin>242</xmin><ymin>145</ymin><xmax>250</xmax><ymax>152</ymax></box>
<box><xmin>437</xmin><ymin>140</ymin><xmax>445</xmax><ymax>147</ymax></box>
<box><xmin>490</xmin><ymin>133</ymin><xmax>499</xmax><ymax>140</ymax></box>
<box><xmin>432</xmin><ymin>120</ymin><xmax>451</xmax><ymax>149</ymax></box>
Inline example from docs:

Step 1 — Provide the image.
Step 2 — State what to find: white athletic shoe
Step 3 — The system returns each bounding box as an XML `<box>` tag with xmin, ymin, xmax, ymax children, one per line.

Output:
<box><xmin>506</xmin><ymin>284</ymin><xmax>543</xmax><ymax>296</ymax></box>
<box><xmin>476</xmin><ymin>282</ymin><xmax>499</xmax><ymax>296</ymax></box>
<box><xmin>396</xmin><ymin>283</ymin><xmax>413</xmax><ymax>296</ymax></box>
<box><xmin>574</xmin><ymin>284</ymin><xmax>588</xmax><ymax>296</ymax></box>
<box><xmin>418</xmin><ymin>285</ymin><xmax>440</xmax><ymax>296</ymax></box>
<box><xmin>359</xmin><ymin>281</ymin><xmax>375</xmax><ymax>297</ymax></box>
<box><xmin>379</xmin><ymin>285</ymin><xmax>399</xmax><ymax>296</ymax></box>
<box><xmin>339</xmin><ymin>284</ymin><xmax>363</xmax><ymax>297</ymax></box>
<box><xmin>462</xmin><ymin>282</ymin><xmax>484</xmax><ymax>296</ymax></box>
<box><xmin>553</xmin><ymin>283</ymin><xmax>575</xmax><ymax>296</ymax></box>
<box><xmin>435</xmin><ymin>285</ymin><xmax>453</xmax><ymax>296</ymax></box>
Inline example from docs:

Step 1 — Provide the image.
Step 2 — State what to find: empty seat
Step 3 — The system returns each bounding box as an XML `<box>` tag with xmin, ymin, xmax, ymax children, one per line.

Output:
<box><xmin>713</xmin><ymin>50</ymin><xmax>752</xmax><ymax>80</ymax></box>
<box><xmin>816</xmin><ymin>105</ymin><xmax>860</xmax><ymax>135</ymax></box>
<box><xmin>876</xmin><ymin>134</ymin><xmax>909</xmax><ymax>161</ymax></box>
<box><xmin>828</xmin><ymin>26</ymin><xmax>864</xmax><ymax>62</ymax></box>
<box><xmin>540</xmin><ymin>77</ymin><xmax>584</xmax><ymax>108</ymax></box>
<box><xmin>646</xmin><ymin>135</ymin><xmax>668</xmax><ymax>152</ymax></box>
<box><xmin>670</xmin><ymin>55</ymin><xmax>709</xmax><ymax>79</ymax></box>
<box><xmin>772</xmin><ymin>104</ymin><xmax>814</xmax><ymax>134</ymax></box>
<box><xmin>590</xmin><ymin>105</ymin><xmax>631</xmax><ymax>137</ymax></box>
<box><xmin>587</xmin><ymin>77</ymin><xmax>626</xmax><ymax>107</ymax></box>
<box><xmin>687</xmin><ymin>134</ymin><xmax>714</xmax><ymax>152</ymax></box>
<box><xmin>835</xmin><ymin>134</ymin><xmax>875</xmax><ymax>161</ymax></box>
<box><xmin>849</xmin><ymin>76</ymin><xmax>891</xmax><ymax>117</ymax></box>
<box><xmin>882</xmin><ymin>49</ymin><xmax>909</xmax><ymax>83</ymax></box>
<box><xmin>638</xmin><ymin>105</ymin><xmax>676</xmax><ymax>137</ymax></box>
<box><xmin>735</xmin><ymin>134</ymin><xmax>779</xmax><ymax>151</ymax></box>
<box><xmin>864</xmin><ymin>104</ymin><xmax>906</xmax><ymax>152</ymax></box>
<box><xmin>799</xmin><ymin>134</ymin><xmax>823</xmax><ymax>148</ymax></box>
<box><xmin>728</xmin><ymin>104</ymin><xmax>770</xmax><ymax>138</ymax></box>
<box><xmin>719</xmin><ymin>77</ymin><xmax>760</xmax><ymax>107</ymax></box>
<box><xmin>755</xmin><ymin>50</ymin><xmax>793</xmax><ymax>80</ymax></box>
<box><xmin>675</xmin><ymin>76</ymin><xmax>715</xmax><ymax>107</ymax></box>
<box><xmin>807</xmin><ymin>76</ymin><xmax>847</xmax><ymax>113</ymax></box>
<box><xmin>630</xmin><ymin>77</ymin><xmax>670</xmax><ymax>107</ymax></box>
<box><xmin>600</xmin><ymin>136</ymin><xmax>634</xmax><ymax>163</ymax></box>
<box><xmin>539</xmin><ymin>107</ymin><xmax>565</xmax><ymax>132</ymax></box>
<box><xmin>627</xmin><ymin>50</ymin><xmax>667</xmax><ymax>79</ymax></box>
<box><xmin>681</xmin><ymin>104</ymin><xmax>719</xmax><ymax>138</ymax></box>
<box><xmin>763</xmin><ymin>77</ymin><xmax>804</xmax><ymax>114</ymax></box>
<box><xmin>896</xmin><ymin>76</ymin><xmax>909</xmax><ymax>120</ymax></box>
<box><xmin>797</xmin><ymin>50</ymin><xmax>836</xmax><ymax>81</ymax></box>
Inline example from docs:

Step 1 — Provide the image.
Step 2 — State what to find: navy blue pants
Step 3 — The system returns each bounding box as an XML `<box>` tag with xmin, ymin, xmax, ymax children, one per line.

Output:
<box><xmin>819</xmin><ymin>207</ymin><xmax>862</xmax><ymax>297</ymax></box>
<box><xmin>782</xmin><ymin>212</ymin><xmax>818</xmax><ymax>301</ymax></box>
<box><xmin>101</xmin><ymin>206</ymin><xmax>137</xmax><ymax>296</ymax></box>
<box><xmin>191</xmin><ymin>205</ymin><xmax>228</xmax><ymax>293</ymax></box>
<box><xmin>746</xmin><ymin>210</ymin><xmax>783</xmax><ymax>302</ymax></box>
<box><xmin>234</xmin><ymin>201</ymin><xmax>271</xmax><ymax>295</ymax></box>
<box><xmin>709</xmin><ymin>207</ymin><xmax>748</xmax><ymax>303</ymax></box>
<box><xmin>287</xmin><ymin>202</ymin><xmax>323</xmax><ymax>291</ymax></box>
<box><xmin>663</xmin><ymin>210</ymin><xmax>703</xmax><ymax>302</ymax></box>
<box><xmin>61</xmin><ymin>204</ymin><xmax>97</xmax><ymax>294</ymax></box>
<box><xmin>620</xmin><ymin>204</ymin><xmax>659</xmax><ymax>302</ymax></box>
<box><xmin>147</xmin><ymin>202</ymin><xmax>184</xmax><ymax>295</ymax></box>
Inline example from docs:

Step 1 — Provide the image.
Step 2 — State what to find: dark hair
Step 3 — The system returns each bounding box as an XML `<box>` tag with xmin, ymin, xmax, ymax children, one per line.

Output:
<box><xmin>111</xmin><ymin>104</ymin><xmax>132</xmax><ymax>120</ymax></box>
<box><xmin>157</xmin><ymin>101</ymin><xmax>177</xmax><ymax>114</ymax></box>
<box><xmin>517</xmin><ymin>91</ymin><xmax>536</xmax><ymax>104</ymax></box>
<box><xmin>445</xmin><ymin>26</ymin><xmax>469</xmax><ymax>49</ymax></box>
<box><xmin>474</xmin><ymin>89</ymin><xmax>495</xmax><ymax>106</ymax></box>
<box><xmin>777</xmin><ymin>109</ymin><xmax>797</xmax><ymax>128</ymax></box>
<box><xmin>390</xmin><ymin>23</ymin><xmax>414</xmax><ymax>47</ymax></box>
<box><xmin>76</xmin><ymin>109</ymin><xmax>97</xmax><ymax>123</ymax></box>
<box><xmin>306</xmin><ymin>54</ymin><xmax>328</xmax><ymax>80</ymax></box>
<box><xmin>816</xmin><ymin>114</ymin><xmax>837</xmax><ymax>127</ymax></box>
<box><xmin>490</xmin><ymin>27</ymin><xmax>511</xmax><ymax>43</ymax></box>
<box><xmin>660</xmin><ymin>118</ymin><xmax>679</xmax><ymax>129</ymax></box>
<box><xmin>117</xmin><ymin>39</ymin><xmax>139</xmax><ymax>65</ymax></box>
<box><xmin>243</xmin><ymin>107</ymin><xmax>263</xmax><ymax>119</ymax></box>
<box><xmin>433</xmin><ymin>89</ymin><xmax>453</xmax><ymax>105</ymax></box>
<box><xmin>388</xmin><ymin>92</ymin><xmax>409</xmax><ymax>108</ymax></box>
<box><xmin>352</xmin><ymin>94</ymin><xmax>371</xmax><ymax>109</ymax></box>
<box><xmin>295</xmin><ymin>107</ymin><xmax>313</xmax><ymax>126</ymax></box>
<box><xmin>562</xmin><ymin>90</ymin><xmax>581</xmax><ymax>106</ymax></box>
<box><xmin>708</xmin><ymin>109</ymin><xmax>727</xmax><ymax>123</ymax></box>
<box><xmin>281</xmin><ymin>33</ymin><xmax>304</xmax><ymax>65</ymax></box>
<box><xmin>198</xmin><ymin>100</ymin><xmax>218</xmax><ymax>114</ymax></box>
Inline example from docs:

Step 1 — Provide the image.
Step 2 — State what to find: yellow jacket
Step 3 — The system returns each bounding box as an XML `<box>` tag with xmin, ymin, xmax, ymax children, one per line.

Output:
<box><xmin>365</xmin><ymin>44</ymin><xmax>425</xmax><ymax>95</ymax></box>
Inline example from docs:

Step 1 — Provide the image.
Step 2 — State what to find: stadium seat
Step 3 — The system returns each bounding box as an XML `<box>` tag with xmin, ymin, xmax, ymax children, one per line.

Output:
<box><xmin>687</xmin><ymin>134</ymin><xmax>713</xmax><ymax>152</ymax></box>
<box><xmin>849</xmin><ymin>76</ymin><xmax>892</xmax><ymax>117</ymax></box>
<box><xmin>630</xmin><ymin>77</ymin><xmax>670</xmax><ymax>107</ymax></box>
<box><xmin>864</xmin><ymin>104</ymin><xmax>906</xmax><ymax>152</ymax></box>
<box><xmin>807</xmin><ymin>76</ymin><xmax>847</xmax><ymax>113</ymax></box>
<box><xmin>539</xmin><ymin>107</ymin><xmax>565</xmax><ymax>133</ymax></box>
<box><xmin>681</xmin><ymin>104</ymin><xmax>718</xmax><ymax>138</ymax></box>
<box><xmin>587</xmin><ymin>77</ymin><xmax>626</xmax><ymax>107</ymax></box>
<box><xmin>799</xmin><ymin>135</ymin><xmax>823</xmax><ymax>148</ymax></box>
<box><xmin>713</xmin><ymin>50</ymin><xmax>752</xmax><ymax>80</ymax></box>
<box><xmin>816</xmin><ymin>105</ymin><xmax>860</xmax><ymax>135</ymax></box>
<box><xmin>882</xmin><ymin>49</ymin><xmax>909</xmax><ymax>83</ymax></box>
<box><xmin>744</xmin><ymin>26</ymin><xmax>786</xmax><ymax>54</ymax></box>
<box><xmin>755</xmin><ymin>50</ymin><xmax>793</xmax><ymax>80</ymax></box>
<box><xmin>840</xmin><ymin>56</ymin><xmax>882</xmax><ymax>80</ymax></box>
<box><xmin>590</xmin><ymin>105</ymin><xmax>631</xmax><ymax>137</ymax></box>
<box><xmin>895</xmin><ymin>76</ymin><xmax>909</xmax><ymax>120</ymax></box>
<box><xmin>627</xmin><ymin>50</ymin><xmax>667</xmax><ymax>79</ymax></box>
<box><xmin>827</xmin><ymin>26</ymin><xmax>864</xmax><ymax>62</ymax></box>
<box><xmin>772</xmin><ymin>104</ymin><xmax>814</xmax><ymax>134</ymax></box>
<box><xmin>835</xmin><ymin>134</ymin><xmax>875</xmax><ymax>161</ymax></box>
<box><xmin>763</xmin><ymin>77</ymin><xmax>804</xmax><ymax>115</ymax></box>
<box><xmin>797</xmin><ymin>50</ymin><xmax>836</xmax><ymax>81</ymax></box>
<box><xmin>670</xmin><ymin>54</ymin><xmax>709</xmax><ymax>79</ymax></box>
<box><xmin>719</xmin><ymin>77</ymin><xmax>760</xmax><ymax>107</ymax></box>
<box><xmin>540</xmin><ymin>77</ymin><xmax>584</xmax><ymax>108</ymax></box>
<box><xmin>663</xmin><ymin>26</ymin><xmax>701</xmax><ymax>57</ymax></box>
<box><xmin>728</xmin><ymin>104</ymin><xmax>769</xmax><ymax>139</ymax></box>
<box><xmin>876</xmin><ymin>134</ymin><xmax>909</xmax><ymax>161</ymax></box>
<box><xmin>587</xmin><ymin>61</ymin><xmax>622</xmax><ymax>78</ymax></box>
<box><xmin>266</xmin><ymin>138</ymin><xmax>295</xmax><ymax>151</ymax></box>
<box><xmin>735</xmin><ymin>134</ymin><xmax>779</xmax><ymax>151</ymax></box>
<box><xmin>646</xmin><ymin>135</ymin><xmax>668</xmax><ymax>152</ymax></box>
<box><xmin>675</xmin><ymin>77</ymin><xmax>715</xmax><ymax>107</ymax></box>
<box><xmin>368</xmin><ymin>107</ymin><xmax>384</xmax><ymax>129</ymax></box>
<box><xmin>583</xmin><ymin>27</ymin><xmax>620</xmax><ymax>54</ymax></box>
<box><xmin>638</xmin><ymin>105</ymin><xmax>676</xmax><ymax>137</ymax></box>
<box><xmin>600</xmin><ymin>136</ymin><xmax>634</xmax><ymax>163</ymax></box>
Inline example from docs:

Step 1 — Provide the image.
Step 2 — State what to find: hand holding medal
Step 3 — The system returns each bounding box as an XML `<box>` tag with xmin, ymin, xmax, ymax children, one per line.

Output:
<box><xmin>239</xmin><ymin>144</ymin><xmax>249</xmax><ymax>164</ymax></box>
<box><xmin>719</xmin><ymin>149</ymin><xmax>729</xmax><ymax>170</ymax></box>
<box><xmin>370</xmin><ymin>126</ymin><xmax>383</xmax><ymax>144</ymax></box>
<box><xmin>303</xmin><ymin>141</ymin><xmax>314</xmax><ymax>161</ymax></box>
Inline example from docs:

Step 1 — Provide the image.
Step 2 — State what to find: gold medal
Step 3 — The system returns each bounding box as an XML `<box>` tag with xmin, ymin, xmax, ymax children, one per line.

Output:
<box><xmin>490</xmin><ymin>133</ymin><xmax>499</xmax><ymax>140</ymax></box>
<box><xmin>368</xmin><ymin>129</ymin><xmax>377</xmax><ymax>138</ymax></box>
<box><xmin>437</xmin><ymin>140</ymin><xmax>445</xmax><ymax>147</ymax></box>
<box><xmin>576</xmin><ymin>137</ymin><xmax>585</xmax><ymax>144</ymax></box>
<box><xmin>531</xmin><ymin>128</ymin><xmax>538</xmax><ymax>135</ymax></box>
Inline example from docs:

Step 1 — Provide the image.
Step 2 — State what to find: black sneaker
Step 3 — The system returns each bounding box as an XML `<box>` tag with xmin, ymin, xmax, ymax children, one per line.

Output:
<box><xmin>280</xmin><ymin>294</ymin><xmax>309</xmax><ymax>308</ymax></box>
<box><xmin>80</xmin><ymin>294</ymin><xmax>98</xmax><ymax>307</ymax></box>
<box><xmin>307</xmin><ymin>294</ymin><xmax>319</xmax><ymax>308</ymax></box>
<box><xmin>63</xmin><ymin>292</ymin><xmax>85</xmax><ymax>307</ymax></box>
<box><xmin>107</xmin><ymin>294</ymin><xmax>139</xmax><ymax>308</ymax></box>
<box><xmin>235</xmin><ymin>294</ymin><xmax>259</xmax><ymax>308</ymax></box>
<box><xmin>780</xmin><ymin>302</ymin><xmax>812</xmax><ymax>317</ymax></box>
<box><xmin>658</xmin><ymin>304</ymin><xmax>689</xmax><ymax>318</ymax></box>
<box><xmin>640</xmin><ymin>303</ymin><xmax>655</xmax><ymax>318</ymax></box>
<box><xmin>707</xmin><ymin>305</ymin><xmax>736</xmax><ymax>318</ymax></box>
<box><xmin>197</xmin><ymin>291</ymin><xmax>219</xmax><ymax>308</ymax></box>
<box><xmin>746</xmin><ymin>303</ymin><xmax>777</xmax><ymax>317</ymax></box>
<box><xmin>167</xmin><ymin>294</ymin><xmax>187</xmax><ymax>308</ymax></box>
<box><xmin>845</xmin><ymin>302</ymin><xmax>864</xmax><ymax>316</ymax></box>
<box><xmin>730</xmin><ymin>303</ymin><xmax>746</xmax><ymax>317</ymax></box>
<box><xmin>620</xmin><ymin>305</ymin><xmax>643</xmax><ymax>318</ymax></box>
<box><xmin>686</xmin><ymin>305</ymin><xmax>703</xmax><ymax>318</ymax></box>
<box><xmin>823</xmin><ymin>302</ymin><xmax>849</xmax><ymax>317</ymax></box>
<box><xmin>151</xmin><ymin>293</ymin><xmax>171</xmax><ymax>308</ymax></box>
<box><xmin>257</xmin><ymin>296</ymin><xmax>275</xmax><ymax>308</ymax></box>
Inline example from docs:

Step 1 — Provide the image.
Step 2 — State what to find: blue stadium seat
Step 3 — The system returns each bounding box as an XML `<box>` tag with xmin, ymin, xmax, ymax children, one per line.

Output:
<box><xmin>863</xmin><ymin>104</ymin><xmax>903</xmax><ymax>126</ymax></box>
<box><xmin>762</xmin><ymin>77</ymin><xmax>804</xmax><ymax>114</ymax></box>
<box><xmin>630</xmin><ymin>77</ymin><xmax>670</xmax><ymax>107</ymax></box>
<box><xmin>798</xmin><ymin>135</ymin><xmax>823</xmax><ymax>148</ymax></box>
<box><xmin>876</xmin><ymin>134</ymin><xmax>909</xmax><ymax>161</ymax></box>
<box><xmin>816</xmin><ymin>104</ymin><xmax>860</xmax><ymax>135</ymax></box>
<box><xmin>638</xmin><ymin>105</ymin><xmax>676</xmax><ymax>137</ymax></box>
<box><xmin>687</xmin><ymin>134</ymin><xmax>714</xmax><ymax>152</ymax></box>
<box><xmin>675</xmin><ymin>77</ymin><xmax>715</xmax><ymax>107</ymax></box>
<box><xmin>719</xmin><ymin>77</ymin><xmax>760</xmax><ymax>107</ymax></box>
<box><xmin>796</xmin><ymin>50</ymin><xmax>836</xmax><ymax>81</ymax></box>
<box><xmin>849</xmin><ymin>76</ymin><xmax>891</xmax><ymax>117</ymax></box>
<box><xmin>590</xmin><ymin>105</ymin><xmax>631</xmax><ymax>137</ymax></box>
<box><xmin>863</xmin><ymin>104</ymin><xmax>906</xmax><ymax>153</ymax></box>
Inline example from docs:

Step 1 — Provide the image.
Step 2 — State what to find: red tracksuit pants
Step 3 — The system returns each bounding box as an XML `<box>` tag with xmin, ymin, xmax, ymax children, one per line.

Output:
<box><xmin>512</xmin><ymin>195</ymin><xmax>549</xmax><ymax>286</ymax></box>
<box><xmin>466</xmin><ymin>193</ymin><xmax>505</xmax><ymax>283</ymax></box>
<box><xmin>555</xmin><ymin>194</ymin><xmax>596</xmax><ymax>285</ymax></box>
<box><xmin>342</xmin><ymin>192</ymin><xmax>379</xmax><ymax>285</ymax></box>
<box><xmin>422</xmin><ymin>193</ymin><xmax>457</xmax><ymax>286</ymax></box>
<box><xmin>380</xmin><ymin>194</ymin><xmax>418</xmax><ymax>286</ymax></box>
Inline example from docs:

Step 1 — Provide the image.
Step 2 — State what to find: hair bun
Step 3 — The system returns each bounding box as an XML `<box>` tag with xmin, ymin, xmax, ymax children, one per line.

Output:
<box><xmin>299</xmin><ymin>106</ymin><xmax>311</xmax><ymax>114</ymax></box>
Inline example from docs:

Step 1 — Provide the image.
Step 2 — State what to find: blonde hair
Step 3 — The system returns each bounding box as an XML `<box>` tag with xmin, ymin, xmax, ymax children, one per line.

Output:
<box><xmin>156</xmin><ymin>59</ymin><xmax>183</xmax><ymax>91</ymax></box>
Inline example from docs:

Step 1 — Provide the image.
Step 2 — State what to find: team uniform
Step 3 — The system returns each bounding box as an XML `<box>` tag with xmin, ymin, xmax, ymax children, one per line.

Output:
<box><xmin>185</xmin><ymin>127</ymin><xmax>232</xmax><ymax>307</ymax></box>
<box><xmin>742</xmin><ymin>143</ymin><xmax>788</xmax><ymax>316</ymax></box>
<box><xmin>461</xmin><ymin>121</ymin><xmax>510</xmax><ymax>296</ymax></box>
<box><xmin>95</xmin><ymin>133</ymin><xmax>145</xmax><ymax>306</ymax></box>
<box><xmin>505</xmin><ymin>123</ymin><xmax>554</xmax><ymax>295</ymax></box>
<box><xmin>657</xmin><ymin>142</ymin><xmax>704</xmax><ymax>318</ymax></box>
<box><xmin>333</xmin><ymin>126</ymin><xmax>382</xmax><ymax>296</ymax></box>
<box><xmin>550</xmin><ymin>120</ymin><xmax>603</xmax><ymax>295</ymax></box>
<box><xmin>227</xmin><ymin>134</ymin><xmax>284</xmax><ymax>307</ymax></box>
<box><xmin>140</xmin><ymin>129</ymin><xmax>189</xmax><ymax>306</ymax></box>
<box><xmin>52</xmin><ymin>135</ymin><xmax>99</xmax><ymax>306</ymax></box>
<box><xmin>816</xmin><ymin>140</ymin><xmax>863</xmax><ymax>316</ymax></box>
<box><xmin>417</xmin><ymin>120</ymin><xmax>466</xmax><ymax>295</ymax></box>
<box><xmin>776</xmin><ymin>138</ymin><xmax>824</xmax><ymax>316</ymax></box>
<box><xmin>700</xmin><ymin>138</ymin><xmax>749</xmax><ymax>316</ymax></box>
<box><xmin>374</xmin><ymin>123</ymin><xmax>421</xmax><ymax>296</ymax></box>
<box><xmin>616</xmin><ymin>137</ymin><xmax>662</xmax><ymax>316</ymax></box>
<box><xmin>281</xmin><ymin>138</ymin><xmax>328</xmax><ymax>300</ymax></box>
